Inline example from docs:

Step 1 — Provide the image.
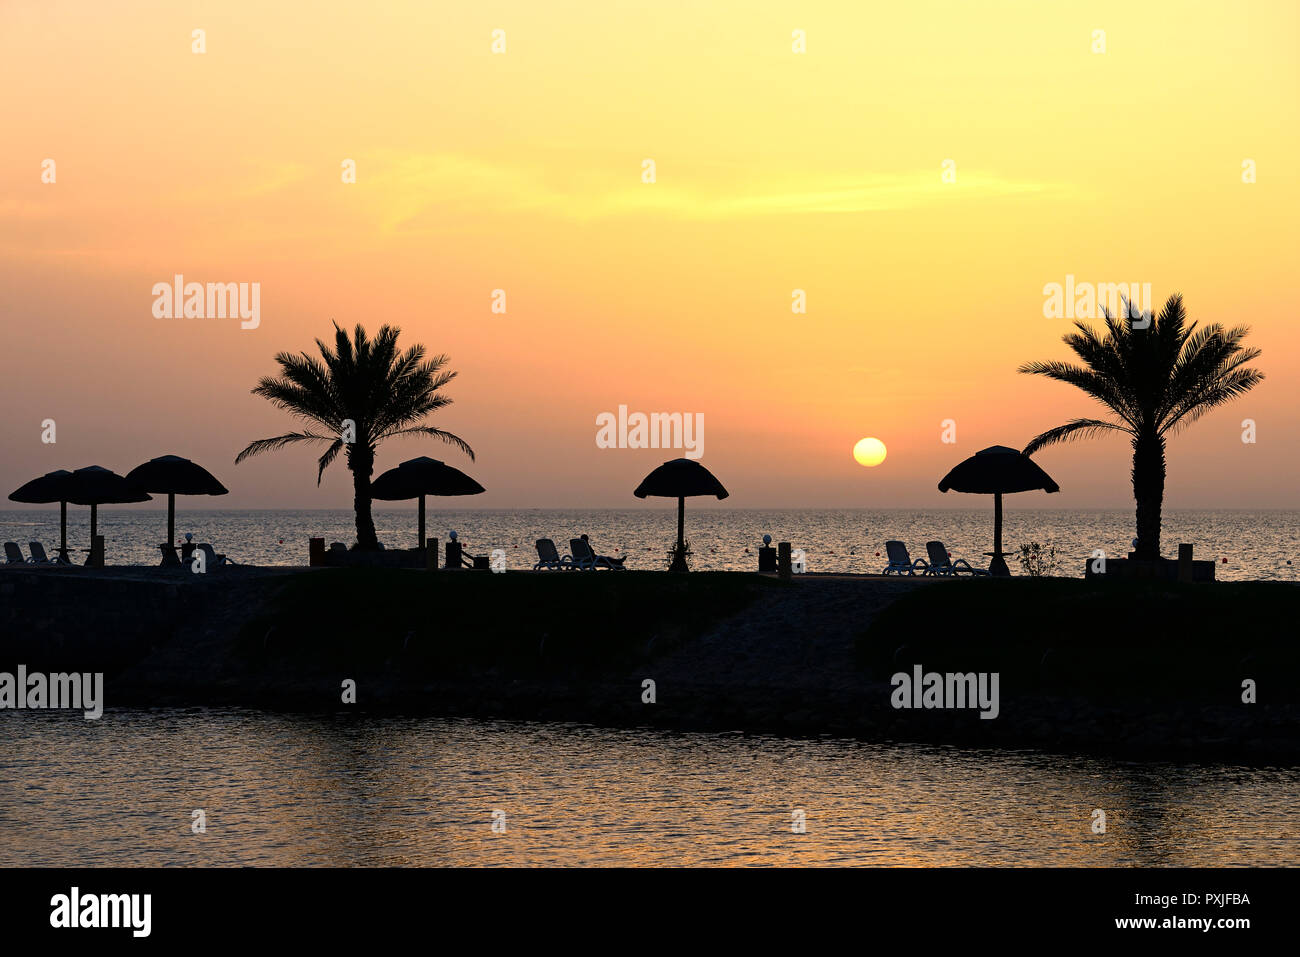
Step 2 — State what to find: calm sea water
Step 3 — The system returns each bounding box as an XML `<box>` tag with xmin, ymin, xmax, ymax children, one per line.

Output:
<box><xmin>1</xmin><ymin>508</ymin><xmax>1297</xmax><ymax>580</ymax></box>
<box><xmin>0</xmin><ymin>709</ymin><xmax>1295</xmax><ymax>867</ymax></box>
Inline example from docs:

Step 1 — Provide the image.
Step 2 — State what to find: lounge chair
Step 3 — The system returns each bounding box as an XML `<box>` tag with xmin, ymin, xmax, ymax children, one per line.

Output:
<box><xmin>4</xmin><ymin>542</ymin><xmax>26</xmax><ymax>565</ymax></box>
<box><xmin>28</xmin><ymin>542</ymin><xmax>57</xmax><ymax>565</ymax></box>
<box><xmin>881</xmin><ymin>540</ymin><xmax>928</xmax><ymax>575</ymax></box>
<box><xmin>196</xmin><ymin>543</ymin><xmax>236</xmax><ymax>568</ymax></box>
<box><xmin>534</xmin><ymin>538</ymin><xmax>575</xmax><ymax>571</ymax></box>
<box><xmin>578</xmin><ymin>534</ymin><xmax>626</xmax><ymax>569</ymax></box>
<box><xmin>570</xmin><ymin>537</ymin><xmax>623</xmax><ymax>571</ymax></box>
<box><xmin>925</xmin><ymin>540</ymin><xmax>990</xmax><ymax>577</ymax></box>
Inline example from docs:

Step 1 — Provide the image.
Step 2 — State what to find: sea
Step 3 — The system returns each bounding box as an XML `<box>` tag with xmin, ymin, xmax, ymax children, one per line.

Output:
<box><xmin>1</xmin><ymin>507</ymin><xmax>1297</xmax><ymax>580</ymax></box>
<box><xmin>0</xmin><ymin>710</ymin><xmax>1296</xmax><ymax>866</ymax></box>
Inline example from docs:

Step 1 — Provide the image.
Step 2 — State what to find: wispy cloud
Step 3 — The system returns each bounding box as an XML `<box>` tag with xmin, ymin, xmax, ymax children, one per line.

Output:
<box><xmin>363</xmin><ymin>153</ymin><xmax>1065</xmax><ymax>231</ymax></box>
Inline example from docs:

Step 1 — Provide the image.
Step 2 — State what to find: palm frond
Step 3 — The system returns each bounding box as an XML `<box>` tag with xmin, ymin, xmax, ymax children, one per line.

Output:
<box><xmin>1022</xmin><ymin>418</ymin><xmax>1132</xmax><ymax>456</ymax></box>
<box><xmin>386</xmin><ymin>426</ymin><xmax>476</xmax><ymax>460</ymax></box>
<box><xmin>1160</xmin><ymin>367</ymin><xmax>1265</xmax><ymax>436</ymax></box>
<box><xmin>234</xmin><ymin>431</ymin><xmax>335</xmax><ymax>464</ymax></box>
<box><xmin>316</xmin><ymin>438</ymin><xmax>345</xmax><ymax>485</ymax></box>
<box><xmin>1017</xmin><ymin>360</ymin><xmax>1139</xmax><ymax>427</ymax></box>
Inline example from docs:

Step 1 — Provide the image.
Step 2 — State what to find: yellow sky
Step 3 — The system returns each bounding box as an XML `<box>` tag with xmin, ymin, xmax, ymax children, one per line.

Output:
<box><xmin>2</xmin><ymin>0</ymin><xmax>1297</xmax><ymax>507</ymax></box>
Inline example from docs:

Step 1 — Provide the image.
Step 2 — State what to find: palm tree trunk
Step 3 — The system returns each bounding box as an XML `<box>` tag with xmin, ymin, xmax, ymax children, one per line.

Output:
<box><xmin>349</xmin><ymin>448</ymin><xmax>379</xmax><ymax>550</ymax></box>
<box><xmin>1131</xmin><ymin>431</ymin><xmax>1166</xmax><ymax>560</ymax></box>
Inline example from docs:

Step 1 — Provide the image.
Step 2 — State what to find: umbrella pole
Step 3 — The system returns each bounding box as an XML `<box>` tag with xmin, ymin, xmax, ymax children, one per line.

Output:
<box><xmin>668</xmin><ymin>495</ymin><xmax>689</xmax><ymax>573</ymax></box>
<box><xmin>418</xmin><ymin>494</ymin><xmax>426</xmax><ymax>551</ymax></box>
<box><xmin>991</xmin><ymin>491</ymin><xmax>1009</xmax><ymax>577</ymax></box>
<box><xmin>60</xmin><ymin>501</ymin><xmax>67</xmax><ymax>555</ymax></box>
<box><xmin>994</xmin><ymin>492</ymin><xmax>1002</xmax><ymax>556</ymax></box>
<box><xmin>168</xmin><ymin>492</ymin><xmax>175</xmax><ymax>548</ymax></box>
<box><xmin>90</xmin><ymin>503</ymin><xmax>97</xmax><ymax>542</ymax></box>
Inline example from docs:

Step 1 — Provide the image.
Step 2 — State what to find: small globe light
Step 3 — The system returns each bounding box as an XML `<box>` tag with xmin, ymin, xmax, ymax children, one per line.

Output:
<box><xmin>449</xmin><ymin>530</ymin><xmax>458</xmax><ymax>541</ymax></box>
<box><xmin>762</xmin><ymin>534</ymin><xmax>772</xmax><ymax>545</ymax></box>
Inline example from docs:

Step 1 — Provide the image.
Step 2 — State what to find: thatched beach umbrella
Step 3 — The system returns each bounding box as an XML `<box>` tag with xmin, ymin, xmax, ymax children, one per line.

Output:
<box><xmin>8</xmin><ymin>469</ymin><xmax>75</xmax><ymax>563</ymax></box>
<box><xmin>126</xmin><ymin>455</ymin><xmax>229</xmax><ymax>553</ymax></box>
<box><xmin>633</xmin><ymin>458</ymin><xmax>729</xmax><ymax>572</ymax></box>
<box><xmin>370</xmin><ymin>456</ymin><xmax>485</xmax><ymax>548</ymax></box>
<box><xmin>937</xmin><ymin>445</ymin><xmax>1059</xmax><ymax>577</ymax></box>
<box><xmin>65</xmin><ymin>466</ymin><xmax>152</xmax><ymax>563</ymax></box>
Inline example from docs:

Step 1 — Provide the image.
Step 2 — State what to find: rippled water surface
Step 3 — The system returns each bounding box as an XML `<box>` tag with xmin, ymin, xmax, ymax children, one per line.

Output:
<box><xmin>2</xmin><ymin>508</ymin><xmax>1297</xmax><ymax>580</ymax></box>
<box><xmin>0</xmin><ymin>710</ymin><xmax>1296</xmax><ymax>866</ymax></box>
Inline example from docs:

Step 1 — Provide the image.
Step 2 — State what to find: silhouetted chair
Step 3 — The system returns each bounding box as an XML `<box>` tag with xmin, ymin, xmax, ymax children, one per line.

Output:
<box><xmin>28</xmin><ymin>542</ymin><xmax>56</xmax><ymax>565</ymax></box>
<box><xmin>197</xmin><ymin>543</ymin><xmax>235</xmax><ymax>567</ymax></box>
<box><xmin>570</xmin><ymin>537</ymin><xmax>622</xmax><ymax>571</ymax></box>
<box><xmin>534</xmin><ymin>538</ymin><xmax>575</xmax><ymax>571</ymax></box>
<box><xmin>882</xmin><ymin>540</ymin><xmax>928</xmax><ymax>575</ymax></box>
<box><xmin>925</xmin><ymin>540</ymin><xmax>989</xmax><ymax>577</ymax></box>
<box><xmin>579</xmin><ymin>534</ymin><xmax>626</xmax><ymax>569</ymax></box>
<box><xmin>4</xmin><ymin>542</ymin><xmax>26</xmax><ymax>565</ymax></box>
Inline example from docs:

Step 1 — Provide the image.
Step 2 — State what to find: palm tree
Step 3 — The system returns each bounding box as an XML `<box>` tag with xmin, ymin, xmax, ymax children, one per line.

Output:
<box><xmin>235</xmin><ymin>323</ymin><xmax>473</xmax><ymax>550</ymax></box>
<box><xmin>1020</xmin><ymin>294</ymin><xmax>1262</xmax><ymax>560</ymax></box>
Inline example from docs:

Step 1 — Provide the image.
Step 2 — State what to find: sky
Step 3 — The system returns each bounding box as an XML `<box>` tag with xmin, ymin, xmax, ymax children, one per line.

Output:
<box><xmin>2</xmin><ymin>0</ymin><xmax>1297</xmax><ymax>509</ymax></box>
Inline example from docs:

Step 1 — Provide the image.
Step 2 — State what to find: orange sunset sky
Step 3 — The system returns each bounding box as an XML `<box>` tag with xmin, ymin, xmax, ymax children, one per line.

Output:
<box><xmin>2</xmin><ymin>0</ymin><xmax>1297</xmax><ymax>509</ymax></box>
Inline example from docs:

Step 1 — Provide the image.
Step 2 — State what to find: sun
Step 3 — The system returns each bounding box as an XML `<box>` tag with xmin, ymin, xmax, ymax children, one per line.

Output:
<box><xmin>853</xmin><ymin>437</ymin><xmax>887</xmax><ymax>467</ymax></box>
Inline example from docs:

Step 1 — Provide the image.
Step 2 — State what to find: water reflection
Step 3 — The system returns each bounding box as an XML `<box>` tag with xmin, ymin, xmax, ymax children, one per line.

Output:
<box><xmin>0</xmin><ymin>710</ymin><xmax>1295</xmax><ymax>866</ymax></box>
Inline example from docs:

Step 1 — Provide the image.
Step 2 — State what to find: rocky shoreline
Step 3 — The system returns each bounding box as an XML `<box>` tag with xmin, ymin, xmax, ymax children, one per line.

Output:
<box><xmin>2</xmin><ymin>567</ymin><xmax>1296</xmax><ymax>763</ymax></box>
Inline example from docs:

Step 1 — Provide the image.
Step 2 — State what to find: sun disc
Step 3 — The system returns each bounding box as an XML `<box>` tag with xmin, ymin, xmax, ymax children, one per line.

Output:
<box><xmin>853</xmin><ymin>437</ymin><xmax>887</xmax><ymax>467</ymax></box>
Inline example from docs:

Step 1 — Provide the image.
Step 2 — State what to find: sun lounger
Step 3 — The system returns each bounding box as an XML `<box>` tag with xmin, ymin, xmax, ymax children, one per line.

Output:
<box><xmin>570</xmin><ymin>537</ymin><xmax>624</xmax><ymax>571</ymax></box>
<box><xmin>534</xmin><ymin>538</ymin><xmax>575</xmax><ymax>570</ymax></box>
<box><xmin>4</xmin><ymin>542</ymin><xmax>26</xmax><ymax>565</ymax></box>
<box><xmin>925</xmin><ymin>540</ymin><xmax>990</xmax><ymax>577</ymax></box>
<box><xmin>882</xmin><ymin>540</ymin><xmax>929</xmax><ymax>575</ymax></box>
<box><xmin>27</xmin><ymin>542</ymin><xmax>57</xmax><ymax>565</ymax></box>
<box><xmin>579</xmin><ymin>534</ymin><xmax>626</xmax><ymax>569</ymax></box>
<box><xmin>196</xmin><ymin>543</ymin><xmax>236</xmax><ymax>568</ymax></box>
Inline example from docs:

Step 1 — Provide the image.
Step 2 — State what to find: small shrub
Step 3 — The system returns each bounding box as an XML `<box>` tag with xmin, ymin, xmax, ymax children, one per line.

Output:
<box><xmin>1018</xmin><ymin>542</ymin><xmax>1058</xmax><ymax>577</ymax></box>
